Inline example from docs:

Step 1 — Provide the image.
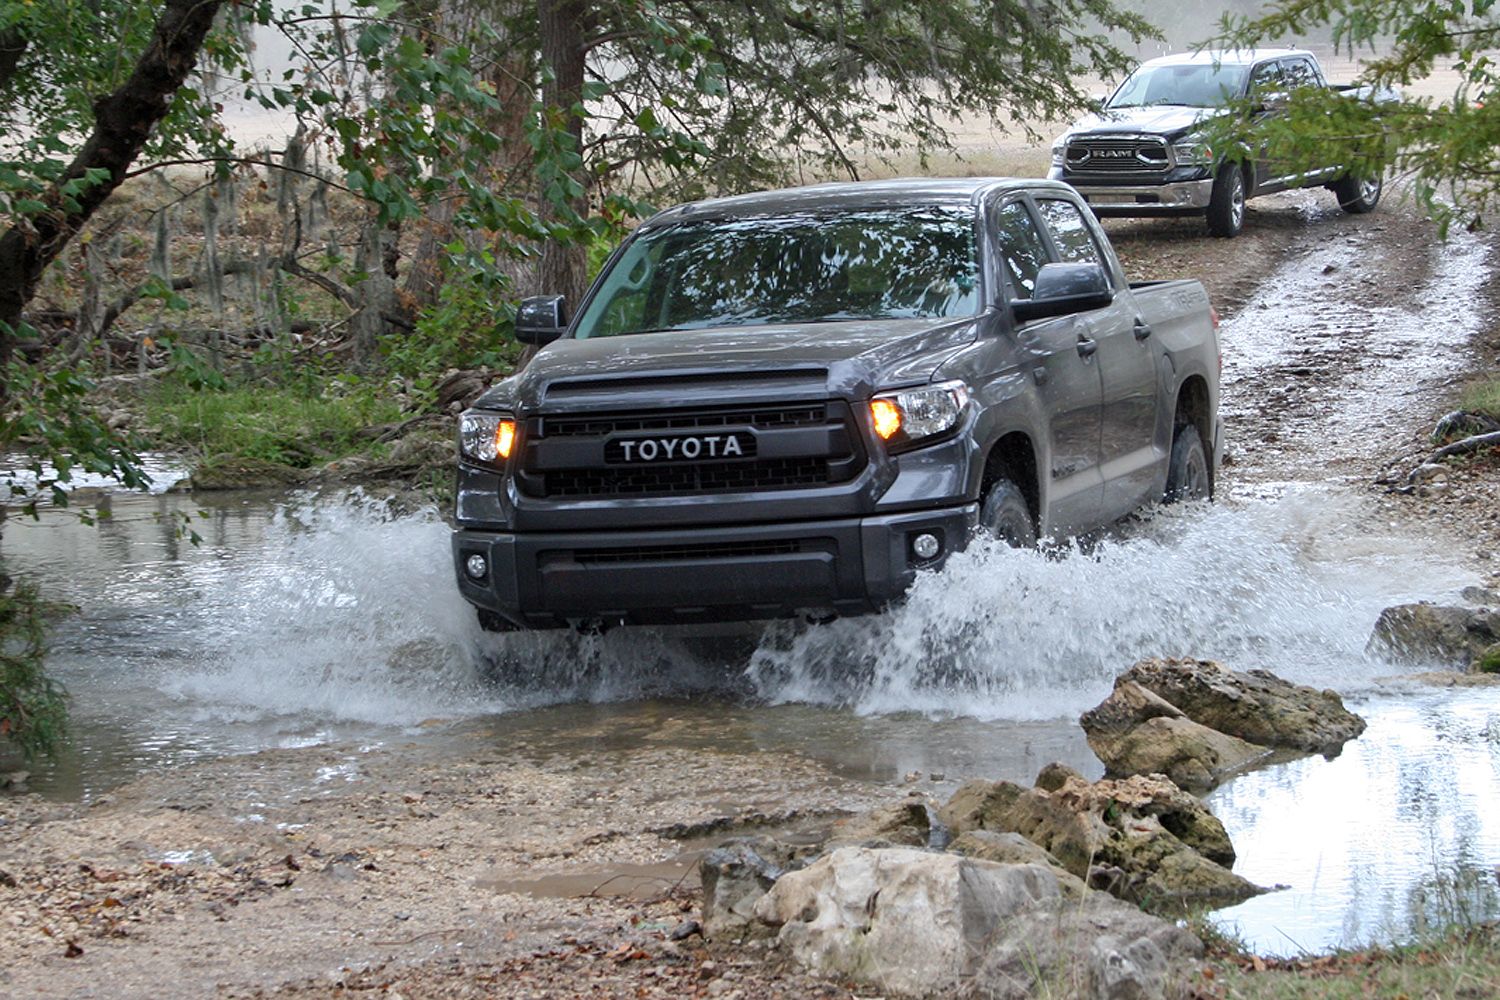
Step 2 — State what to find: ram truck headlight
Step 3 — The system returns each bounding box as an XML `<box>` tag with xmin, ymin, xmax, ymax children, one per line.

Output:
<box><xmin>1050</xmin><ymin>138</ymin><xmax>1067</xmax><ymax>168</ymax></box>
<box><xmin>1171</xmin><ymin>139</ymin><xmax>1214</xmax><ymax>166</ymax></box>
<box><xmin>870</xmin><ymin>380</ymin><xmax>970</xmax><ymax>449</ymax></box>
<box><xmin>459</xmin><ymin>411</ymin><xmax>516</xmax><ymax>464</ymax></box>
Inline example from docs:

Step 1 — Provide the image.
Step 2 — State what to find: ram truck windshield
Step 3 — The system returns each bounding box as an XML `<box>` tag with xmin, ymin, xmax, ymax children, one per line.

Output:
<box><xmin>573</xmin><ymin>207</ymin><xmax>980</xmax><ymax>338</ymax></box>
<box><xmin>1107</xmin><ymin>63</ymin><xmax>1247</xmax><ymax>109</ymax></box>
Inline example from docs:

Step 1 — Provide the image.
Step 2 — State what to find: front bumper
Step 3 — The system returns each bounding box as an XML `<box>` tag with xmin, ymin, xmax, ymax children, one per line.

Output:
<box><xmin>1072</xmin><ymin>177</ymin><xmax>1215</xmax><ymax>212</ymax></box>
<box><xmin>453</xmin><ymin>504</ymin><xmax>979</xmax><ymax>629</ymax></box>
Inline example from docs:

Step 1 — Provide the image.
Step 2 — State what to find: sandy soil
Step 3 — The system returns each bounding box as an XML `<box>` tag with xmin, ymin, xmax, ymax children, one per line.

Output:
<box><xmin>3</xmin><ymin>190</ymin><xmax>1498</xmax><ymax>998</ymax></box>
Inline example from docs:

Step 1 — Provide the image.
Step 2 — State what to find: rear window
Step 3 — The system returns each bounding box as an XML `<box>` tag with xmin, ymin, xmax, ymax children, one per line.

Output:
<box><xmin>574</xmin><ymin>207</ymin><xmax>981</xmax><ymax>339</ymax></box>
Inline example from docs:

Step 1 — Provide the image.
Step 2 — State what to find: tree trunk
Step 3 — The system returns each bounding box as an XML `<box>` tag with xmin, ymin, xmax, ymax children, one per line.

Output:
<box><xmin>0</xmin><ymin>26</ymin><xmax>26</xmax><ymax>93</ymax></box>
<box><xmin>0</xmin><ymin>0</ymin><xmax>225</xmax><ymax>376</ymax></box>
<box><xmin>537</xmin><ymin>0</ymin><xmax>589</xmax><ymax>314</ymax></box>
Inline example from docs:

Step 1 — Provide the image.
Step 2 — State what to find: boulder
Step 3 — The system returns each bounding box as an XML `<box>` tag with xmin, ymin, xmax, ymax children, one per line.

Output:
<box><xmin>827</xmin><ymin>795</ymin><xmax>931</xmax><ymax>848</ymax></box>
<box><xmin>1118</xmin><ymin>657</ymin><xmax>1365</xmax><ymax>756</ymax></box>
<box><xmin>1080</xmin><ymin>679</ymin><xmax>1270</xmax><ymax>791</ymax></box>
<box><xmin>189</xmin><ymin>455</ymin><xmax>309</xmax><ymax>490</ymax></box>
<box><xmin>754</xmin><ymin>846</ymin><xmax>1202</xmax><ymax>1000</ymax></box>
<box><xmin>699</xmin><ymin>836</ymin><xmax>816</xmax><ymax>939</ymax></box>
<box><xmin>948</xmin><ymin>830</ymin><xmax>1086</xmax><ymax>898</ymax></box>
<box><xmin>939</xmin><ymin>769</ymin><xmax>1259</xmax><ymax>909</ymax></box>
<box><xmin>936</xmin><ymin>778</ymin><xmax>1024</xmax><ymax>835</ymax></box>
<box><xmin>1370</xmin><ymin>603</ymin><xmax>1500</xmax><ymax>667</ymax></box>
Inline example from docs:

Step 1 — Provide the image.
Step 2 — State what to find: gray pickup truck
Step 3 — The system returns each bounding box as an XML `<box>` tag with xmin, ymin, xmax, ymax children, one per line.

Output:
<box><xmin>1048</xmin><ymin>48</ymin><xmax>1385</xmax><ymax>236</ymax></box>
<box><xmin>452</xmin><ymin>178</ymin><xmax>1221</xmax><ymax>631</ymax></box>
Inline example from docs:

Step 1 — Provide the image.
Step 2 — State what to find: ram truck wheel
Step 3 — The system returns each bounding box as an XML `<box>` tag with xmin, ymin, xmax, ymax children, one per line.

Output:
<box><xmin>1334</xmin><ymin>173</ymin><xmax>1382</xmax><ymax>214</ymax></box>
<box><xmin>1206</xmin><ymin>163</ymin><xmax>1247</xmax><ymax>237</ymax></box>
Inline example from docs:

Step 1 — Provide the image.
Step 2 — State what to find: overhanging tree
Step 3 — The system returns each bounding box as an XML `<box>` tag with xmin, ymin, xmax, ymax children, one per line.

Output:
<box><xmin>1212</xmin><ymin>0</ymin><xmax>1500</xmax><ymax>232</ymax></box>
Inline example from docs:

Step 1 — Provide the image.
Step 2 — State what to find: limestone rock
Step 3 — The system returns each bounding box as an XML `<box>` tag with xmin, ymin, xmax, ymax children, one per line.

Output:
<box><xmin>190</xmin><ymin>455</ymin><xmax>308</xmax><ymax>491</ymax></box>
<box><xmin>755</xmin><ymin>846</ymin><xmax>1201</xmax><ymax>1000</ymax></box>
<box><xmin>935</xmin><ymin>778</ymin><xmax>1023</xmax><ymax>836</ymax></box>
<box><xmin>949</xmin><ymin>830</ymin><xmax>1086</xmax><ymax>898</ymax></box>
<box><xmin>941</xmin><ymin>769</ymin><xmax>1259</xmax><ymax>909</ymax></box>
<box><xmin>1370</xmin><ymin>603</ymin><xmax>1500</xmax><ymax>667</ymax></box>
<box><xmin>827</xmin><ymin>795</ymin><xmax>931</xmax><ymax>848</ymax></box>
<box><xmin>1119</xmin><ymin>658</ymin><xmax>1365</xmax><ymax>756</ymax></box>
<box><xmin>700</xmin><ymin>836</ymin><xmax>816</xmax><ymax>939</ymax></box>
<box><xmin>1080</xmin><ymin>679</ymin><xmax>1271</xmax><ymax>791</ymax></box>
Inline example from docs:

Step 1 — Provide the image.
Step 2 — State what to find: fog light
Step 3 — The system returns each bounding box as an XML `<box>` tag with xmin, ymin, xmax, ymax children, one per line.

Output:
<box><xmin>465</xmin><ymin>554</ymin><xmax>488</xmax><ymax>579</ymax></box>
<box><xmin>912</xmin><ymin>532</ymin><xmax>941</xmax><ymax>560</ymax></box>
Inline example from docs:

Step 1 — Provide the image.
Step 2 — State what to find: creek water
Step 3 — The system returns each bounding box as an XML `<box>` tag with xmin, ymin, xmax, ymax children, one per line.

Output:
<box><xmin>0</xmin><ymin>483</ymin><xmax>1491</xmax><ymax>955</ymax></box>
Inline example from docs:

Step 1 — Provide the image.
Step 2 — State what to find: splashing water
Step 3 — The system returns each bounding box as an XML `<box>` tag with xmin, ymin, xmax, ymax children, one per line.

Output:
<box><xmin>745</xmin><ymin>489</ymin><xmax>1475</xmax><ymax>718</ymax></box>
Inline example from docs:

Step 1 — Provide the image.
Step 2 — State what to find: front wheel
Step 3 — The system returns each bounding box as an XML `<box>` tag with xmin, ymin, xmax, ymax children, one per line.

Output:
<box><xmin>978</xmin><ymin>477</ymin><xmax>1036</xmax><ymax>548</ymax></box>
<box><xmin>1165</xmin><ymin>424</ymin><xmax>1210</xmax><ymax>503</ymax></box>
<box><xmin>1205</xmin><ymin>163</ymin><xmax>1246</xmax><ymax>238</ymax></box>
<box><xmin>1333</xmin><ymin>173</ymin><xmax>1382</xmax><ymax>214</ymax></box>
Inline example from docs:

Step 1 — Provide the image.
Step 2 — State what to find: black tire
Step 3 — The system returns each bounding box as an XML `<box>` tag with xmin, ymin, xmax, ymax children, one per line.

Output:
<box><xmin>1164</xmin><ymin>424</ymin><xmax>1210</xmax><ymax>503</ymax></box>
<box><xmin>1333</xmin><ymin>172</ymin><xmax>1382</xmax><ymax>214</ymax></box>
<box><xmin>1205</xmin><ymin>163</ymin><xmax>1247</xmax><ymax>238</ymax></box>
<box><xmin>476</xmin><ymin>608</ymin><xmax>516</xmax><ymax>633</ymax></box>
<box><xmin>978</xmin><ymin>477</ymin><xmax>1036</xmax><ymax>548</ymax></box>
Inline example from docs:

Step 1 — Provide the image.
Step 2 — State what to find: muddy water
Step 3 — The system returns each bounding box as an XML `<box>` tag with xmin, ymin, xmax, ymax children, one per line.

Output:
<box><xmin>0</xmin><ymin>483</ymin><xmax>1489</xmax><ymax>952</ymax></box>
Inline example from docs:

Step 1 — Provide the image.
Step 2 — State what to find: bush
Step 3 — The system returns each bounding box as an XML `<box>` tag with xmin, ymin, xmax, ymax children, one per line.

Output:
<box><xmin>0</xmin><ymin>579</ymin><xmax>66</xmax><ymax>760</ymax></box>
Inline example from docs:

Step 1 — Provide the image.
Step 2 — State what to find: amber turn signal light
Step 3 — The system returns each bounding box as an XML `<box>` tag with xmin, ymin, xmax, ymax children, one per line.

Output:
<box><xmin>870</xmin><ymin>398</ymin><xmax>902</xmax><ymax>440</ymax></box>
<box><xmin>495</xmin><ymin>419</ymin><xmax>517</xmax><ymax>459</ymax></box>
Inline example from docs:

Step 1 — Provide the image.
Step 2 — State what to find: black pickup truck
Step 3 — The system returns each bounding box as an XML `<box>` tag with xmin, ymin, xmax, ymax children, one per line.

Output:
<box><xmin>1048</xmin><ymin>48</ymin><xmax>1386</xmax><ymax>236</ymax></box>
<box><xmin>452</xmin><ymin>178</ymin><xmax>1221</xmax><ymax>631</ymax></box>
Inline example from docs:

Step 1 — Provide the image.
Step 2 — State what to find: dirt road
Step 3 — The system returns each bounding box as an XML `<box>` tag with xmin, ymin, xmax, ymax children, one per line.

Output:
<box><xmin>1</xmin><ymin>192</ymin><xmax>1496</xmax><ymax>999</ymax></box>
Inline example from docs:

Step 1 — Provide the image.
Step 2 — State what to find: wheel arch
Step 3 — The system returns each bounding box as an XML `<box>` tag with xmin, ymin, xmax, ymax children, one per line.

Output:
<box><xmin>1173</xmin><ymin>374</ymin><xmax>1214</xmax><ymax>495</ymax></box>
<box><xmin>979</xmin><ymin>430</ymin><xmax>1041</xmax><ymax>529</ymax></box>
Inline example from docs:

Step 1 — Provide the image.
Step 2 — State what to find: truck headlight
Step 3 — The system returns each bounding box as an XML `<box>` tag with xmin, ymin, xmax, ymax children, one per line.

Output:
<box><xmin>1171</xmin><ymin>140</ymin><xmax>1214</xmax><ymax>166</ymax></box>
<box><xmin>1050</xmin><ymin>139</ymin><xmax>1067</xmax><ymax>168</ymax></box>
<box><xmin>871</xmin><ymin>380</ymin><xmax>970</xmax><ymax>449</ymax></box>
<box><xmin>459</xmin><ymin>411</ymin><xmax>517</xmax><ymax>464</ymax></box>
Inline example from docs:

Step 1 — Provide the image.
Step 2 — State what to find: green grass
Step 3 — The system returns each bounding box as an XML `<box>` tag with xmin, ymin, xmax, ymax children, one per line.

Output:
<box><xmin>1462</xmin><ymin>378</ymin><xmax>1500</xmax><ymax>421</ymax></box>
<box><xmin>143</xmin><ymin>380</ymin><xmax>404</xmax><ymax>468</ymax></box>
<box><xmin>1198</xmin><ymin>924</ymin><xmax>1500</xmax><ymax>999</ymax></box>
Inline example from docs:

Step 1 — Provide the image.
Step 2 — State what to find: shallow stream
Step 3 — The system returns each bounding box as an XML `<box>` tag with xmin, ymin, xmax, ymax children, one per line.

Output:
<box><xmin>0</xmin><ymin>483</ymin><xmax>1493</xmax><ymax>955</ymax></box>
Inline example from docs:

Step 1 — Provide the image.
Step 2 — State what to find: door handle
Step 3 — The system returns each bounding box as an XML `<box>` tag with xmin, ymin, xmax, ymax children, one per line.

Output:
<box><xmin>1134</xmin><ymin>319</ymin><xmax>1153</xmax><ymax>341</ymax></box>
<box><xmin>1076</xmin><ymin>337</ymin><xmax>1097</xmax><ymax>359</ymax></box>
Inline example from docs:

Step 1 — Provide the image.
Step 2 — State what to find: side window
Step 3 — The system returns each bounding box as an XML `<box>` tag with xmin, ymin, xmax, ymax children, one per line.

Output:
<box><xmin>1280</xmin><ymin>57</ymin><xmax>1321</xmax><ymax>90</ymax></box>
<box><xmin>1249</xmin><ymin>60</ymin><xmax>1284</xmax><ymax>95</ymax></box>
<box><xmin>995</xmin><ymin>201</ymin><xmax>1049</xmax><ymax>301</ymax></box>
<box><xmin>1034</xmin><ymin>199</ymin><xmax>1105</xmax><ymax>268</ymax></box>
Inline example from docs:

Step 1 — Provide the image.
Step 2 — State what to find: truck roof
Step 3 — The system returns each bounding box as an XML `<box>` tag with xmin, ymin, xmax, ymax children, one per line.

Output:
<box><xmin>1137</xmin><ymin>47</ymin><xmax>1314</xmax><ymax>69</ymax></box>
<box><xmin>642</xmin><ymin>177</ymin><xmax>1076</xmax><ymax>228</ymax></box>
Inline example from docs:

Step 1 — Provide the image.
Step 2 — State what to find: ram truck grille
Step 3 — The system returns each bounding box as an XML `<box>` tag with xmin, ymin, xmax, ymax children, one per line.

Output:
<box><xmin>1066</xmin><ymin>136</ymin><xmax>1170</xmax><ymax>173</ymax></box>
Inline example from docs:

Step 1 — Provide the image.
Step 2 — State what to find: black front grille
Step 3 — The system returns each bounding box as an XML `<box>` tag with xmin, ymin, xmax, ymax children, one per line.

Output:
<box><xmin>1067</xmin><ymin>137</ymin><xmax>1169</xmax><ymax>173</ymax></box>
<box><xmin>520</xmin><ymin>401</ymin><xmax>862</xmax><ymax>499</ymax></box>
<box><xmin>543</xmin><ymin>456</ymin><xmax>831</xmax><ymax>497</ymax></box>
<box><xmin>544</xmin><ymin>404</ymin><xmax>827</xmax><ymax>437</ymax></box>
<box><xmin>566</xmin><ymin>539</ymin><xmax>805</xmax><ymax>564</ymax></box>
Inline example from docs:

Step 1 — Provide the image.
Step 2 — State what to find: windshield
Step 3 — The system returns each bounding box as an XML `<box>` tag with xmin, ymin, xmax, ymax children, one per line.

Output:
<box><xmin>1107</xmin><ymin>63</ymin><xmax>1247</xmax><ymax>109</ymax></box>
<box><xmin>572</xmin><ymin>207</ymin><xmax>980</xmax><ymax>339</ymax></box>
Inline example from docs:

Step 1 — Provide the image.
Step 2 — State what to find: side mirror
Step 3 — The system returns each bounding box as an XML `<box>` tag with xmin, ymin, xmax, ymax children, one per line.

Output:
<box><xmin>1011</xmin><ymin>263</ymin><xmax>1115</xmax><ymax>324</ymax></box>
<box><xmin>516</xmin><ymin>295</ymin><xmax>567</xmax><ymax>345</ymax></box>
<box><xmin>1090</xmin><ymin>91</ymin><xmax>1109</xmax><ymax>110</ymax></box>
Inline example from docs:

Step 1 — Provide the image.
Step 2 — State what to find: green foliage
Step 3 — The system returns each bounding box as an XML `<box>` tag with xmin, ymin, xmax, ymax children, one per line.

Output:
<box><xmin>1462</xmin><ymin>377</ymin><xmax>1500</xmax><ymax>420</ymax></box>
<box><xmin>143</xmin><ymin>376</ymin><xmax>402</xmax><ymax>468</ymax></box>
<box><xmin>0</xmin><ymin>580</ymin><xmax>66</xmax><ymax>760</ymax></box>
<box><xmin>0</xmin><ymin>333</ymin><xmax>149</xmax><ymax>517</ymax></box>
<box><xmin>1213</xmin><ymin>1</ymin><xmax>1500</xmax><ymax>232</ymax></box>
<box><xmin>396</xmin><ymin>277</ymin><xmax>523</xmax><ymax>393</ymax></box>
<box><xmin>1477</xmin><ymin>645</ymin><xmax>1500</xmax><ymax>674</ymax></box>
